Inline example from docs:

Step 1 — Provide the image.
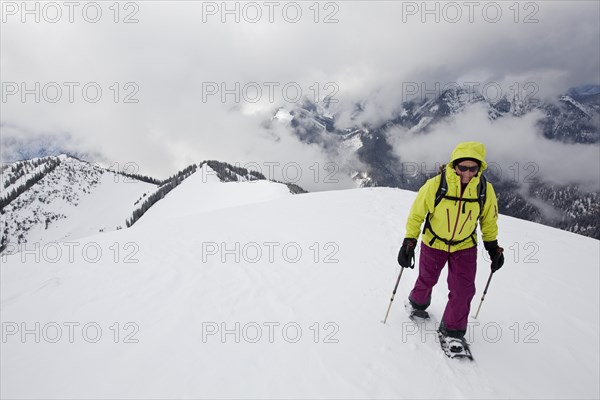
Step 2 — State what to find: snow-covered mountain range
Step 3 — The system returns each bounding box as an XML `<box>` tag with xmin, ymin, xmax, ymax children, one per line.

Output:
<box><xmin>2</xmin><ymin>172</ymin><xmax>598</xmax><ymax>398</ymax></box>
<box><xmin>277</xmin><ymin>85</ymin><xmax>600</xmax><ymax>239</ymax></box>
<box><xmin>2</xmin><ymin>86</ymin><xmax>598</xmax><ymax>247</ymax></box>
<box><xmin>0</xmin><ymin>157</ymin><xmax>303</xmax><ymax>253</ymax></box>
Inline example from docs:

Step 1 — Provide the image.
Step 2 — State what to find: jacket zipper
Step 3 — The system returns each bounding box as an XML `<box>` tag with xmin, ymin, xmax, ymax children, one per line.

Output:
<box><xmin>448</xmin><ymin>190</ymin><xmax>464</xmax><ymax>252</ymax></box>
<box><xmin>458</xmin><ymin>210</ymin><xmax>472</xmax><ymax>235</ymax></box>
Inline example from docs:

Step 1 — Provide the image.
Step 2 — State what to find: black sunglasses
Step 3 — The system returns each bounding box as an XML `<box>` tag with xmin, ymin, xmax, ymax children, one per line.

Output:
<box><xmin>456</xmin><ymin>164</ymin><xmax>479</xmax><ymax>173</ymax></box>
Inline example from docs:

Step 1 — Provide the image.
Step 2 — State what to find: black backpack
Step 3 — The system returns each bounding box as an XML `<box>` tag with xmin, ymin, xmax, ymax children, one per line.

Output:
<box><xmin>422</xmin><ymin>169</ymin><xmax>488</xmax><ymax>247</ymax></box>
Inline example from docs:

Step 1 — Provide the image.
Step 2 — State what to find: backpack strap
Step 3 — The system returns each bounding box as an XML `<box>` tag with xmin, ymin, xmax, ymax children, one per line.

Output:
<box><xmin>426</xmin><ymin>224</ymin><xmax>478</xmax><ymax>247</ymax></box>
<box><xmin>477</xmin><ymin>173</ymin><xmax>487</xmax><ymax>218</ymax></box>
<box><xmin>434</xmin><ymin>169</ymin><xmax>448</xmax><ymax>208</ymax></box>
<box><xmin>423</xmin><ymin>170</ymin><xmax>446</xmax><ymax>236</ymax></box>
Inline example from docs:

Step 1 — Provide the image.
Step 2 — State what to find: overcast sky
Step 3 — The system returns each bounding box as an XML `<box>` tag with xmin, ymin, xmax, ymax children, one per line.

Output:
<box><xmin>1</xmin><ymin>0</ymin><xmax>599</xmax><ymax>190</ymax></box>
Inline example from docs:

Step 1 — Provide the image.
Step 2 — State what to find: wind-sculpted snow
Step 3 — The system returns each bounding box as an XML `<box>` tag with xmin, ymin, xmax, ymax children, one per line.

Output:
<box><xmin>1</xmin><ymin>184</ymin><xmax>598</xmax><ymax>399</ymax></box>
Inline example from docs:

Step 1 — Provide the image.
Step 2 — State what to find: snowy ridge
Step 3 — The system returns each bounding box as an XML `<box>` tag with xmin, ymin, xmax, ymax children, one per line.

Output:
<box><xmin>133</xmin><ymin>164</ymin><xmax>295</xmax><ymax>225</ymax></box>
<box><xmin>1</xmin><ymin>183</ymin><xmax>598</xmax><ymax>399</ymax></box>
<box><xmin>0</xmin><ymin>156</ymin><xmax>157</xmax><ymax>251</ymax></box>
<box><xmin>198</xmin><ymin>160</ymin><xmax>307</xmax><ymax>194</ymax></box>
<box><xmin>560</xmin><ymin>95</ymin><xmax>593</xmax><ymax>118</ymax></box>
<box><xmin>1</xmin><ymin>158</ymin><xmax>308</xmax><ymax>253</ymax></box>
<box><xmin>1</xmin><ymin>156</ymin><xmax>62</xmax><ymax>200</ymax></box>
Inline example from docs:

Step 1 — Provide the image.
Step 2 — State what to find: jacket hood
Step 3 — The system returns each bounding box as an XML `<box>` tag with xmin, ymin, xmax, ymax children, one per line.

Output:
<box><xmin>449</xmin><ymin>142</ymin><xmax>488</xmax><ymax>171</ymax></box>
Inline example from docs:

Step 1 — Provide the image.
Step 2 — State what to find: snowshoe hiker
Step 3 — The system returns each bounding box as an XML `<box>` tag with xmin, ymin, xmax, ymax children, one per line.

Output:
<box><xmin>397</xmin><ymin>141</ymin><xmax>505</xmax><ymax>358</ymax></box>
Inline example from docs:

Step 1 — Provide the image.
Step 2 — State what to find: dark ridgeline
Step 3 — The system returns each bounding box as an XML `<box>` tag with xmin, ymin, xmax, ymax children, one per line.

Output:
<box><xmin>126</xmin><ymin>165</ymin><xmax>197</xmax><ymax>227</ymax></box>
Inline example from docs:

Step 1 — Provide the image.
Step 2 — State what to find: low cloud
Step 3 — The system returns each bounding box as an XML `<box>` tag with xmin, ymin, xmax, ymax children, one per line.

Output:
<box><xmin>386</xmin><ymin>103</ymin><xmax>600</xmax><ymax>191</ymax></box>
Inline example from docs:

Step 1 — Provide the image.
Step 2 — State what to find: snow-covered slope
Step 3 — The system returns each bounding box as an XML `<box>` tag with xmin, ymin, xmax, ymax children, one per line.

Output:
<box><xmin>0</xmin><ymin>156</ymin><xmax>157</xmax><ymax>250</ymax></box>
<box><xmin>1</xmin><ymin>184</ymin><xmax>598</xmax><ymax>399</ymax></box>
<box><xmin>136</xmin><ymin>164</ymin><xmax>294</xmax><ymax>224</ymax></box>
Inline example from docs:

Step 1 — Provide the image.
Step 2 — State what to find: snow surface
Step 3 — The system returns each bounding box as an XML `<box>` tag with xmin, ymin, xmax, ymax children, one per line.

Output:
<box><xmin>136</xmin><ymin>166</ymin><xmax>294</xmax><ymax>224</ymax></box>
<box><xmin>1</xmin><ymin>181</ymin><xmax>599</xmax><ymax>399</ymax></box>
<box><xmin>340</xmin><ymin>131</ymin><xmax>364</xmax><ymax>153</ymax></box>
<box><xmin>410</xmin><ymin>116</ymin><xmax>433</xmax><ymax>133</ymax></box>
<box><xmin>274</xmin><ymin>108</ymin><xmax>294</xmax><ymax>122</ymax></box>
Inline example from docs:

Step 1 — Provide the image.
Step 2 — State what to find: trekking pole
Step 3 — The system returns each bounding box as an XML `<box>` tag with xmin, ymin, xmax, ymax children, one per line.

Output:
<box><xmin>382</xmin><ymin>267</ymin><xmax>405</xmax><ymax>324</ymax></box>
<box><xmin>473</xmin><ymin>271</ymin><xmax>494</xmax><ymax>319</ymax></box>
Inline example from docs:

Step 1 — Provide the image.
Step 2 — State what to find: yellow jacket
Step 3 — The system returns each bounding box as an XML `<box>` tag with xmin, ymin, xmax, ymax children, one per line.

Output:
<box><xmin>405</xmin><ymin>142</ymin><xmax>499</xmax><ymax>252</ymax></box>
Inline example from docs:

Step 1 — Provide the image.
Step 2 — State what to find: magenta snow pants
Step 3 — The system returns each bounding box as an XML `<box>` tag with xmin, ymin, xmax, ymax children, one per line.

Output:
<box><xmin>409</xmin><ymin>243</ymin><xmax>478</xmax><ymax>333</ymax></box>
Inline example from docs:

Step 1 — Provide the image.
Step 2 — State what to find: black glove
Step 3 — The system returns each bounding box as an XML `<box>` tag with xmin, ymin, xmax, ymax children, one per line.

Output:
<box><xmin>397</xmin><ymin>238</ymin><xmax>417</xmax><ymax>269</ymax></box>
<box><xmin>484</xmin><ymin>240</ymin><xmax>505</xmax><ymax>272</ymax></box>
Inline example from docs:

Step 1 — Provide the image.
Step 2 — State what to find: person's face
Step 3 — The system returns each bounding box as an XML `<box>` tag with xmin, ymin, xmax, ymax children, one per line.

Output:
<box><xmin>454</xmin><ymin>161</ymin><xmax>479</xmax><ymax>184</ymax></box>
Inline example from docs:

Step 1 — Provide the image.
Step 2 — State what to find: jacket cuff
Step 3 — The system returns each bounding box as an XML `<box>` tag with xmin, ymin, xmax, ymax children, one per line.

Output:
<box><xmin>483</xmin><ymin>240</ymin><xmax>498</xmax><ymax>251</ymax></box>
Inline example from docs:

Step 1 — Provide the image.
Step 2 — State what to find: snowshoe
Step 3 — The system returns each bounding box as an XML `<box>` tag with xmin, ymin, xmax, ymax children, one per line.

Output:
<box><xmin>438</xmin><ymin>332</ymin><xmax>473</xmax><ymax>361</ymax></box>
<box><xmin>404</xmin><ymin>301</ymin><xmax>430</xmax><ymax>321</ymax></box>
